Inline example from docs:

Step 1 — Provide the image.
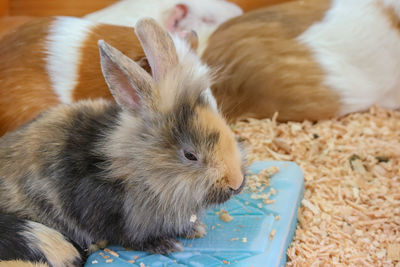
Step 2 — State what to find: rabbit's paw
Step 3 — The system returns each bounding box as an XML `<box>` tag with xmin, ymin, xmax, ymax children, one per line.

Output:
<box><xmin>88</xmin><ymin>239</ymin><xmax>108</xmax><ymax>254</ymax></box>
<box><xmin>181</xmin><ymin>221</ymin><xmax>207</xmax><ymax>239</ymax></box>
<box><xmin>143</xmin><ymin>237</ymin><xmax>184</xmax><ymax>255</ymax></box>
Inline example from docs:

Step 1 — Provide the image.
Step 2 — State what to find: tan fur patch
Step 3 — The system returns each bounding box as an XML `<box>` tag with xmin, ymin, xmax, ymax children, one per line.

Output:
<box><xmin>0</xmin><ymin>18</ymin><xmax>60</xmax><ymax>136</ymax></box>
<box><xmin>202</xmin><ymin>0</ymin><xmax>340</xmax><ymax>122</ymax></box>
<box><xmin>73</xmin><ymin>23</ymin><xmax>148</xmax><ymax>101</ymax></box>
<box><xmin>0</xmin><ymin>261</ymin><xmax>49</xmax><ymax>267</ymax></box>
<box><xmin>23</xmin><ymin>221</ymin><xmax>80</xmax><ymax>267</ymax></box>
<box><xmin>195</xmin><ymin>106</ymin><xmax>243</xmax><ymax>189</ymax></box>
<box><xmin>377</xmin><ymin>1</ymin><xmax>400</xmax><ymax>31</ymax></box>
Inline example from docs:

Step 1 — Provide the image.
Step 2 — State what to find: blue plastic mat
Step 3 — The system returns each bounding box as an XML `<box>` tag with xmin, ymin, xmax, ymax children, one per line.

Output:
<box><xmin>85</xmin><ymin>161</ymin><xmax>304</xmax><ymax>267</ymax></box>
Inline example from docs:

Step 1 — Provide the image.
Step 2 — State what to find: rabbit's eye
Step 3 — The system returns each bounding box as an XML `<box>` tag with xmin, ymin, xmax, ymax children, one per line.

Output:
<box><xmin>183</xmin><ymin>150</ymin><xmax>198</xmax><ymax>161</ymax></box>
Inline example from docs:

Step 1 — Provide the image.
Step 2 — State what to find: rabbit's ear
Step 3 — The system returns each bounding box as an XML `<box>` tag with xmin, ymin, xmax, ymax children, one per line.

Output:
<box><xmin>98</xmin><ymin>40</ymin><xmax>154</xmax><ymax>112</ymax></box>
<box><xmin>134</xmin><ymin>18</ymin><xmax>179</xmax><ymax>82</ymax></box>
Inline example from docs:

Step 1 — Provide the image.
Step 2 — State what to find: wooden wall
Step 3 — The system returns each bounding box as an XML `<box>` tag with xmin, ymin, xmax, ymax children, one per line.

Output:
<box><xmin>8</xmin><ymin>0</ymin><xmax>116</xmax><ymax>17</ymax></box>
<box><xmin>0</xmin><ymin>0</ymin><xmax>8</xmax><ymax>16</ymax></box>
<box><xmin>2</xmin><ymin>0</ymin><xmax>293</xmax><ymax>17</ymax></box>
<box><xmin>230</xmin><ymin>0</ymin><xmax>293</xmax><ymax>12</ymax></box>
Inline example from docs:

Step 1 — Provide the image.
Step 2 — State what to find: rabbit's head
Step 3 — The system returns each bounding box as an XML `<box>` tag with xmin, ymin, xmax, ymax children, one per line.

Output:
<box><xmin>98</xmin><ymin>18</ymin><xmax>245</xmax><ymax>217</ymax></box>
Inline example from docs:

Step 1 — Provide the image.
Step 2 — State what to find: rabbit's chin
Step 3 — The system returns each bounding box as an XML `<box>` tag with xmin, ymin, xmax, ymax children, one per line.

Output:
<box><xmin>204</xmin><ymin>176</ymin><xmax>246</xmax><ymax>206</ymax></box>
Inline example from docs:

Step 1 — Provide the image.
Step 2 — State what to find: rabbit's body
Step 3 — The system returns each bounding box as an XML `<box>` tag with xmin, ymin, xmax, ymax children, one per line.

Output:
<box><xmin>0</xmin><ymin>16</ymin><xmax>147</xmax><ymax>136</ymax></box>
<box><xmin>0</xmin><ymin>213</ymin><xmax>82</xmax><ymax>267</ymax></box>
<box><xmin>0</xmin><ymin>19</ymin><xmax>245</xmax><ymax>267</ymax></box>
<box><xmin>202</xmin><ymin>0</ymin><xmax>400</xmax><ymax>121</ymax></box>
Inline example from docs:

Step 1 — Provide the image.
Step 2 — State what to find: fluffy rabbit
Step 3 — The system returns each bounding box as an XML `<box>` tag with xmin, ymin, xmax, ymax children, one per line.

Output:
<box><xmin>0</xmin><ymin>18</ymin><xmax>245</xmax><ymax>267</ymax></box>
<box><xmin>84</xmin><ymin>0</ymin><xmax>243</xmax><ymax>53</ymax></box>
<box><xmin>202</xmin><ymin>0</ymin><xmax>400</xmax><ymax>121</ymax></box>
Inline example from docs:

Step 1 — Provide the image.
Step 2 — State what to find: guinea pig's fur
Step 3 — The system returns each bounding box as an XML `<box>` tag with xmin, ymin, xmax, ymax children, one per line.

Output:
<box><xmin>0</xmin><ymin>17</ymin><xmax>148</xmax><ymax>136</ymax></box>
<box><xmin>84</xmin><ymin>0</ymin><xmax>243</xmax><ymax>53</ymax></box>
<box><xmin>202</xmin><ymin>0</ymin><xmax>400</xmax><ymax>122</ymax></box>
<box><xmin>0</xmin><ymin>18</ymin><xmax>245</xmax><ymax>266</ymax></box>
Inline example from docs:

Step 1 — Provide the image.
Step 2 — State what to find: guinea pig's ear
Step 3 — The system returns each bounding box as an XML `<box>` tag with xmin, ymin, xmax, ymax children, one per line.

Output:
<box><xmin>135</xmin><ymin>18</ymin><xmax>179</xmax><ymax>82</ymax></box>
<box><xmin>98</xmin><ymin>40</ymin><xmax>154</xmax><ymax>113</ymax></box>
<box><xmin>165</xmin><ymin>4</ymin><xmax>188</xmax><ymax>32</ymax></box>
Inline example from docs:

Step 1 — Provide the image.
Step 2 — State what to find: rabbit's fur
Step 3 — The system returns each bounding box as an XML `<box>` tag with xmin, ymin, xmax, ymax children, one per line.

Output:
<box><xmin>0</xmin><ymin>18</ymin><xmax>245</xmax><ymax>267</ymax></box>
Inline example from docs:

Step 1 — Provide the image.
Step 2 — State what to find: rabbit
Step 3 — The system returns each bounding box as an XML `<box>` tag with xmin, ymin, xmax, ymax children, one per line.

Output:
<box><xmin>84</xmin><ymin>0</ymin><xmax>243</xmax><ymax>53</ymax></box>
<box><xmin>201</xmin><ymin>0</ymin><xmax>400</xmax><ymax>122</ymax></box>
<box><xmin>0</xmin><ymin>18</ymin><xmax>245</xmax><ymax>267</ymax></box>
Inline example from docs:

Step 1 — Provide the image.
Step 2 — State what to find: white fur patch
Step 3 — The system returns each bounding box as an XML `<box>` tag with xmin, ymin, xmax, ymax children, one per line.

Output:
<box><xmin>202</xmin><ymin>88</ymin><xmax>219</xmax><ymax>113</ymax></box>
<box><xmin>46</xmin><ymin>17</ymin><xmax>96</xmax><ymax>104</ymax></box>
<box><xmin>84</xmin><ymin>0</ymin><xmax>162</xmax><ymax>27</ymax></box>
<box><xmin>298</xmin><ymin>0</ymin><xmax>400</xmax><ymax>115</ymax></box>
<box><xmin>170</xmin><ymin>34</ymin><xmax>219</xmax><ymax>112</ymax></box>
<box><xmin>171</xmin><ymin>34</ymin><xmax>210</xmax><ymax>79</ymax></box>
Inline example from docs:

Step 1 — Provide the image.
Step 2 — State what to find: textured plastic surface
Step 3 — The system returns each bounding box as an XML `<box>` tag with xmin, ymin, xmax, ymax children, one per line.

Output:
<box><xmin>85</xmin><ymin>161</ymin><xmax>304</xmax><ymax>267</ymax></box>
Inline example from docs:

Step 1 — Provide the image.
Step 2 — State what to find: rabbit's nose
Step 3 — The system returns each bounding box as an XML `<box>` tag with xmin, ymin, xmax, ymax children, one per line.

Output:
<box><xmin>230</xmin><ymin>175</ymin><xmax>246</xmax><ymax>194</ymax></box>
<box><xmin>228</xmin><ymin>172</ymin><xmax>245</xmax><ymax>190</ymax></box>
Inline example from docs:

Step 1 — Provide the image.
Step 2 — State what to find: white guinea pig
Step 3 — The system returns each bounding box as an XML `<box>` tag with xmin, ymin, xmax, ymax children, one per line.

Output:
<box><xmin>84</xmin><ymin>0</ymin><xmax>243</xmax><ymax>53</ymax></box>
<box><xmin>202</xmin><ymin>0</ymin><xmax>400</xmax><ymax>122</ymax></box>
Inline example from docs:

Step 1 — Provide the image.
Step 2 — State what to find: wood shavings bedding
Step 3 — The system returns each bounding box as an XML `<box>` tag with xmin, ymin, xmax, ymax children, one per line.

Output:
<box><xmin>232</xmin><ymin>107</ymin><xmax>400</xmax><ymax>266</ymax></box>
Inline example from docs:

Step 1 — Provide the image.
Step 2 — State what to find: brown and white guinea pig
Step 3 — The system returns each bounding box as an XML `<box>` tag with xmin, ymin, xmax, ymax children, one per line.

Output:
<box><xmin>0</xmin><ymin>18</ymin><xmax>245</xmax><ymax>266</ymax></box>
<box><xmin>0</xmin><ymin>17</ymin><xmax>148</xmax><ymax>136</ymax></box>
<box><xmin>0</xmin><ymin>15</ymin><xmax>208</xmax><ymax>137</ymax></box>
<box><xmin>84</xmin><ymin>0</ymin><xmax>243</xmax><ymax>53</ymax></box>
<box><xmin>202</xmin><ymin>0</ymin><xmax>400</xmax><ymax>122</ymax></box>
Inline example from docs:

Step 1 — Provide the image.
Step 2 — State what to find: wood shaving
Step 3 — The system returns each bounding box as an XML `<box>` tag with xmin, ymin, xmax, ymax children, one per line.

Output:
<box><xmin>264</xmin><ymin>199</ymin><xmax>275</xmax><ymax>205</ymax></box>
<box><xmin>245</xmin><ymin>167</ymin><xmax>279</xmax><ymax>194</ymax></box>
<box><xmin>270</xmin><ymin>229</ymin><xmax>276</xmax><ymax>240</ymax></box>
<box><xmin>190</xmin><ymin>214</ymin><xmax>197</xmax><ymax>223</ymax></box>
<box><xmin>105</xmin><ymin>259</ymin><xmax>113</xmax><ymax>263</ymax></box>
<box><xmin>104</xmin><ymin>248</ymin><xmax>119</xmax><ymax>257</ymax></box>
<box><xmin>91</xmin><ymin>260</ymin><xmax>98</xmax><ymax>264</ymax></box>
<box><xmin>232</xmin><ymin>107</ymin><xmax>400</xmax><ymax>266</ymax></box>
<box><xmin>245</xmin><ymin>167</ymin><xmax>278</xmax><ymax>206</ymax></box>
<box><xmin>242</xmin><ymin>237</ymin><xmax>248</xmax><ymax>243</ymax></box>
<box><xmin>219</xmin><ymin>209</ymin><xmax>233</xmax><ymax>222</ymax></box>
<box><xmin>387</xmin><ymin>243</ymin><xmax>400</xmax><ymax>261</ymax></box>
